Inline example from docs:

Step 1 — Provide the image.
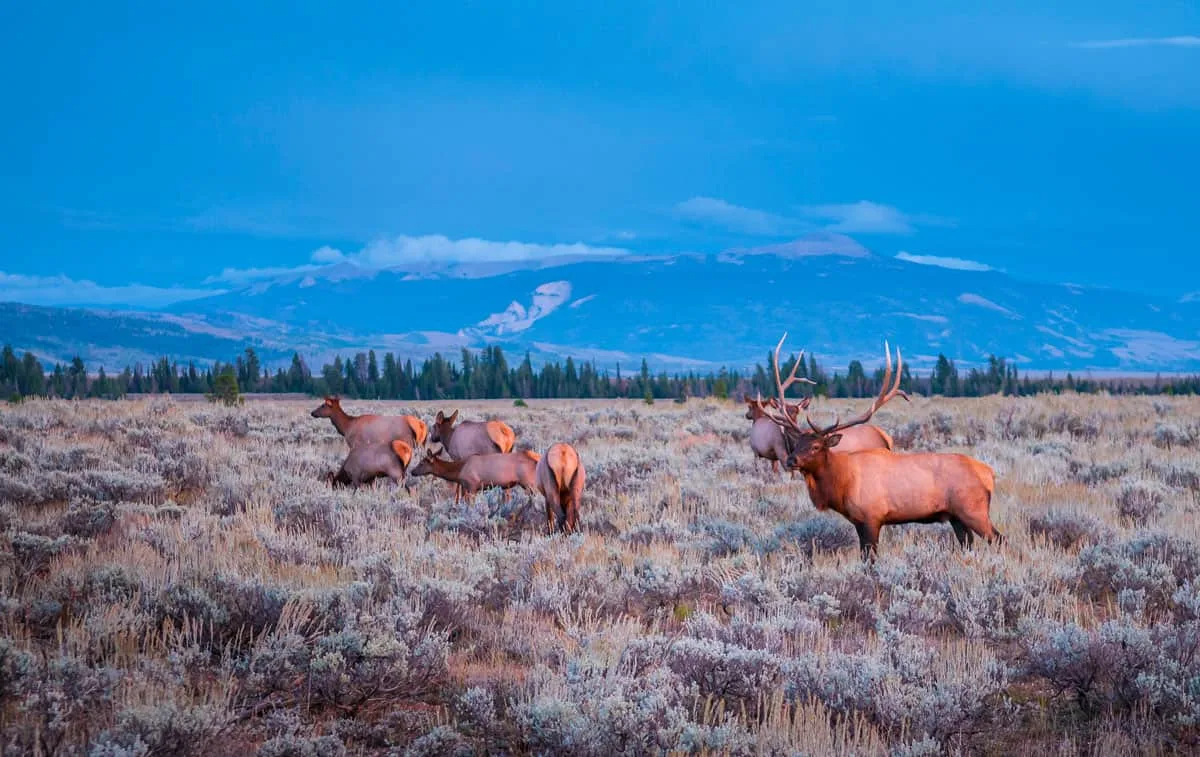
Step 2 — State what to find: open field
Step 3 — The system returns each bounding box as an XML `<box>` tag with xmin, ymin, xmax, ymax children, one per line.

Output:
<box><xmin>3</xmin><ymin>394</ymin><xmax>1200</xmax><ymax>755</ymax></box>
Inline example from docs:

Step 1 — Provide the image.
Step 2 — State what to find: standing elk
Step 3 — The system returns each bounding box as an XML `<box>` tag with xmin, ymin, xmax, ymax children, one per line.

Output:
<box><xmin>408</xmin><ymin>449</ymin><xmax>540</xmax><ymax>504</ymax></box>
<box><xmin>535</xmin><ymin>442</ymin><xmax>586</xmax><ymax>534</ymax></box>
<box><xmin>429</xmin><ymin>410</ymin><xmax>516</xmax><ymax>459</ymax></box>
<box><xmin>311</xmin><ymin>396</ymin><xmax>428</xmax><ymax>449</ymax></box>
<box><xmin>326</xmin><ymin>439</ymin><xmax>414</xmax><ymax>490</ymax></box>
<box><xmin>760</xmin><ymin>334</ymin><xmax>1001</xmax><ymax>560</ymax></box>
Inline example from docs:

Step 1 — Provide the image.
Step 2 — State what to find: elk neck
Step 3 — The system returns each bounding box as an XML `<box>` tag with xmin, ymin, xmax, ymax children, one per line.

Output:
<box><xmin>326</xmin><ymin>404</ymin><xmax>357</xmax><ymax>436</ymax></box>
<box><xmin>800</xmin><ymin>449</ymin><xmax>852</xmax><ymax>513</ymax></box>
<box><xmin>429</xmin><ymin>455</ymin><xmax>466</xmax><ymax>479</ymax></box>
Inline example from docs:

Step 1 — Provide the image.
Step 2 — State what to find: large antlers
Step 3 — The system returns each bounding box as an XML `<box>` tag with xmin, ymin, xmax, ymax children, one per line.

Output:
<box><xmin>761</xmin><ymin>334</ymin><xmax>909</xmax><ymax>436</ymax></box>
<box><xmin>807</xmin><ymin>341</ymin><xmax>910</xmax><ymax>436</ymax></box>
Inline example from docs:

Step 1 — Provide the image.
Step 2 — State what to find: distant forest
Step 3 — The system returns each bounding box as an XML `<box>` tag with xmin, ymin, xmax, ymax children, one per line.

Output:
<box><xmin>2</xmin><ymin>344</ymin><xmax>1199</xmax><ymax>402</ymax></box>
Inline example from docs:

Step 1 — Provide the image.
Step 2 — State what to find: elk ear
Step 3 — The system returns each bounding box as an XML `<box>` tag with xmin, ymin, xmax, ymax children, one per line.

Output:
<box><xmin>824</xmin><ymin>433</ymin><xmax>844</xmax><ymax>449</ymax></box>
<box><xmin>448</xmin><ymin>409</ymin><xmax>459</xmax><ymax>423</ymax></box>
<box><xmin>435</xmin><ymin>411</ymin><xmax>444</xmax><ymax>422</ymax></box>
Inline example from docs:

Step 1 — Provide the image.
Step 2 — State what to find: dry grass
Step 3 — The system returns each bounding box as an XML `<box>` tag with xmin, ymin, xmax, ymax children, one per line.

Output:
<box><xmin>2</xmin><ymin>393</ymin><xmax>1200</xmax><ymax>755</ymax></box>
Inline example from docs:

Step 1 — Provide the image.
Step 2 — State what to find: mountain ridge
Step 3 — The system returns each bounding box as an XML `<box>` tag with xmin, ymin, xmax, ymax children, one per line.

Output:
<box><xmin>4</xmin><ymin>238</ymin><xmax>1198</xmax><ymax>372</ymax></box>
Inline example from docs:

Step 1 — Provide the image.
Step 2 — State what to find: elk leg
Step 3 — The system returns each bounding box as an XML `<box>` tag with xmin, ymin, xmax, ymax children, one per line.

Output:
<box><xmin>958</xmin><ymin>510</ymin><xmax>1000</xmax><ymax>545</ymax></box>
<box><xmin>772</xmin><ymin>459</ymin><xmax>780</xmax><ymax>474</ymax></box>
<box><xmin>563</xmin><ymin>492</ymin><xmax>579</xmax><ymax>534</ymax></box>
<box><xmin>854</xmin><ymin>522</ymin><xmax>881</xmax><ymax>562</ymax></box>
<box><xmin>949</xmin><ymin>517</ymin><xmax>974</xmax><ymax>548</ymax></box>
<box><xmin>544</xmin><ymin>488</ymin><xmax>561</xmax><ymax>536</ymax></box>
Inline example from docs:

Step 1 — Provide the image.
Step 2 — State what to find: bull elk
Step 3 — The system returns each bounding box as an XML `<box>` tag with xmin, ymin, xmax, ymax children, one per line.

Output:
<box><xmin>429</xmin><ymin>410</ymin><xmax>516</xmax><ymax>459</ymax></box>
<box><xmin>761</xmin><ymin>334</ymin><xmax>1001</xmax><ymax>560</ymax></box>
<box><xmin>409</xmin><ymin>449</ymin><xmax>540</xmax><ymax>503</ymax></box>
<box><xmin>311</xmin><ymin>396</ymin><xmax>428</xmax><ymax>449</ymax></box>
<box><xmin>326</xmin><ymin>440</ymin><xmax>414</xmax><ymax>490</ymax></box>
<box><xmin>536</xmin><ymin>443</ymin><xmax>586</xmax><ymax>534</ymax></box>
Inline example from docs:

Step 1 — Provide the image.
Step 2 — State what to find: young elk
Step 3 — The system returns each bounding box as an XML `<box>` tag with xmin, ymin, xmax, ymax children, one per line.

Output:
<box><xmin>326</xmin><ymin>440</ymin><xmax>414</xmax><ymax>490</ymax></box>
<box><xmin>761</xmin><ymin>335</ymin><xmax>1001</xmax><ymax>561</ymax></box>
<box><xmin>409</xmin><ymin>449</ymin><xmax>540</xmax><ymax>503</ymax></box>
<box><xmin>311</xmin><ymin>396</ymin><xmax>428</xmax><ymax>449</ymax></box>
<box><xmin>535</xmin><ymin>443</ymin><xmax>586</xmax><ymax>534</ymax></box>
<box><xmin>429</xmin><ymin>410</ymin><xmax>516</xmax><ymax>459</ymax></box>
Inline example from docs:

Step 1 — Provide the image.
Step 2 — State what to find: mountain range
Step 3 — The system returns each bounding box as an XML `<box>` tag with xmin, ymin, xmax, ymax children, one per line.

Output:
<box><xmin>4</xmin><ymin>234</ymin><xmax>1198</xmax><ymax>373</ymax></box>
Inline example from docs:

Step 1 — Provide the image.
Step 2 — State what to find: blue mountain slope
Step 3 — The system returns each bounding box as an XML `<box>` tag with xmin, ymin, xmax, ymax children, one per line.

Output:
<box><xmin>169</xmin><ymin>251</ymin><xmax>1200</xmax><ymax>371</ymax></box>
<box><xmin>7</xmin><ymin>244</ymin><xmax>1199</xmax><ymax>372</ymax></box>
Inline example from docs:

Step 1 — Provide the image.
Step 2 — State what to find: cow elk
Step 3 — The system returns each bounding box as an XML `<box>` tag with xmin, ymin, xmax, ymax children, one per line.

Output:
<box><xmin>409</xmin><ymin>449</ymin><xmax>540</xmax><ymax>503</ymax></box>
<box><xmin>311</xmin><ymin>396</ymin><xmax>428</xmax><ymax>449</ymax></box>
<box><xmin>745</xmin><ymin>336</ymin><xmax>814</xmax><ymax>475</ymax></box>
<box><xmin>761</xmin><ymin>334</ymin><xmax>1001</xmax><ymax>560</ymax></box>
<box><xmin>326</xmin><ymin>440</ymin><xmax>414</xmax><ymax>490</ymax></box>
<box><xmin>536</xmin><ymin>443</ymin><xmax>586</xmax><ymax>534</ymax></box>
<box><xmin>429</xmin><ymin>410</ymin><xmax>516</xmax><ymax>459</ymax></box>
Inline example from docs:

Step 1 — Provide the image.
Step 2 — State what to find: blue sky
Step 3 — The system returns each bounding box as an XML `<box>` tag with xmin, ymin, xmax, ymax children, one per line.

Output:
<box><xmin>2</xmin><ymin>1</ymin><xmax>1197</xmax><ymax>306</ymax></box>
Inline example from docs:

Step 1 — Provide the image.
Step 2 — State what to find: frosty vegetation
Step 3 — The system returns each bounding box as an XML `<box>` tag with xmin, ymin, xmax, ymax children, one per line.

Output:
<box><xmin>2</xmin><ymin>394</ymin><xmax>1200</xmax><ymax>755</ymax></box>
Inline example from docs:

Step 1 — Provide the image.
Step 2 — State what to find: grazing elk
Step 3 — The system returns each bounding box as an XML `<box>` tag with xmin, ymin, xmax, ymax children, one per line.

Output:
<box><xmin>409</xmin><ymin>449</ymin><xmax>540</xmax><ymax>503</ymax></box>
<box><xmin>326</xmin><ymin>439</ymin><xmax>414</xmax><ymax>490</ymax></box>
<box><xmin>761</xmin><ymin>335</ymin><xmax>1001</xmax><ymax>560</ymax></box>
<box><xmin>311</xmin><ymin>396</ymin><xmax>428</xmax><ymax>449</ymax></box>
<box><xmin>429</xmin><ymin>410</ymin><xmax>516</xmax><ymax>459</ymax></box>
<box><xmin>536</xmin><ymin>443</ymin><xmax>586</xmax><ymax>534</ymax></box>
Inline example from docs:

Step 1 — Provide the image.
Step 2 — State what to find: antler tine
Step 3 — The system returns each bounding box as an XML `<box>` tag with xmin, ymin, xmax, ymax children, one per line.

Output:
<box><xmin>760</xmin><ymin>333</ymin><xmax>807</xmax><ymax>431</ymax></box>
<box><xmin>805</xmin><ymin>341</ymin><xmax>909</xmax><ymax>436</ymax></box>
<box><xmin>773</xmin><ymin>333</ymin><xmax>817</xmax><ymax>402</ymax></box>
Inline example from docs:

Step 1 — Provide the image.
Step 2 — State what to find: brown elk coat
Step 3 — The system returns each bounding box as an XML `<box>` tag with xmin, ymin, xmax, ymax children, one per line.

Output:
<box><xmin>409</xmin><ymin>449</ymin><xmax>539</xmax><ymax>502</ymax></box>
<box><xmin>328</xmin><ymin>440</ymin><xmax>414</xmax><ymax>489</ymax></box>
<box><xmin>535</xmin><ymin>443</ymin><xmax>585</xmax><ymax>534</ymax></box>
<box><xmin>311</xmin><ymin>397</ymin><xmax>427</xmax><ymax>449</ymax></box>
<box><xmin>429</xmin><ymin>410</ymin><xmax>516</xmax><ymax>459</ymax></box>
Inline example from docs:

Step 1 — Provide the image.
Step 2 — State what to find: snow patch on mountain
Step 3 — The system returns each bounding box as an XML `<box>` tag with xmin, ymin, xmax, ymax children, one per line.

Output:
<box><xmin>958</xmin><ymin>293</ymin><xmax>1020</xmax><ymax>319</ymax></box>
<box><xmin>475</xmin><ymin>281</ymin><xmax>572</xmax><ymax>336</ymax></box>
<box><xmin>1105</xmin><ymin>329</ymin><xmax>1200</xmax><ymax>366</ymax></box>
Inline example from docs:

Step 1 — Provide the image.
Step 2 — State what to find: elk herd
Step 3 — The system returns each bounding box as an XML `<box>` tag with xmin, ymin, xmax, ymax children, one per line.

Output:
<box><xmin>314</xmin><ymin>332</ymin><xmax>1002</xmax><ymax>559</ymax></box>
<box><xmin>314</xmin><ymin>397</ymin><xmax>584</xmax><ymax>534</ymax></box>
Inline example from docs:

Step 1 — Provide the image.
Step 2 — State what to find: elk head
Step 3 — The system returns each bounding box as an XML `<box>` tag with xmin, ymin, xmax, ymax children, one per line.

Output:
<box><xmin>747</xmin><ymin>334</ymin><xmax>816</xmax><ymax>421</ymax></box>
<box><xmin>429</xmin><ymin>409</ymin><xmax>459</xmax><ymax>445</ymax></box>
<box><xmin>759</xmin><ymin>334</ymin><xmax>908</xmax><ymax>472</ymax></box>
<box><xmin>311</xmin><ymin>395</ymin><xmax>342</xmax><ymax>419</ymax></box>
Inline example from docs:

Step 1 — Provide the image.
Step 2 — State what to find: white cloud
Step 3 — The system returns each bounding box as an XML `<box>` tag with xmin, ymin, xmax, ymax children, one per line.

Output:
<box><xmin>207</xmin><ymin>234</ymin><xmax>631</xmax><ymax>285</ymax></box>
<box><xmin>0</xmin><ymin>271</ymin><xmax>222</xmax><ymax>308</ymax></box>
<box><xmin>896</xmin><ymin>251</ymin><xmax>994</xmax><ymax>272</ymax></box>
<box><xmin>674</xmin><ymin>196</ymin><xmax>794</xmax><ymax>235</ymax></box>
<box><xmin>349</xmin><ymin>234</ymin><xmax>630</xmax><ymax>267</ymax></box>
<box><xmin>310</xmin><ymin>245</ymin><xmax>346</xmax><ymax>263</ymax></box>
<box><xmin>204</xmin><ymin>264</ymin><xmax>323</xmax><ymax>285</ymax></box>
<box><xmin>1070</xmin><ymin>36</ymin><xmax>1200</xmax><ymax>50</ymax></box>
<box><xmin>800</xmin><ymin>201</ymin><xmax>913</xmax><ymax>233</ymax></box>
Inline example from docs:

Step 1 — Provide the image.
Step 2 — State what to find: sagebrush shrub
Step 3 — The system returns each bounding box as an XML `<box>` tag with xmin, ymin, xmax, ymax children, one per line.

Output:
<box><xmin>1027</xmin><ymin>509</ymin><xmax>1105</xmax><ymax>550</ymax></box>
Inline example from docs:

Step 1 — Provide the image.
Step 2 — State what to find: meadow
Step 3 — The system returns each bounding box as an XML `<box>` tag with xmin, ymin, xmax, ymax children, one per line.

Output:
<box><xmin>2</xmin><ymin>393</ymin><xmax>1200</xmax><ymax>756</ymax></box>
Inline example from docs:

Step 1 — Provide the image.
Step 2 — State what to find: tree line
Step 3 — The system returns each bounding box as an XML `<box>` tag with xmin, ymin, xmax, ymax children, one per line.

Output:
<box><xmin>2</xmin><ymin>344</ymin><xmax>1199</xmax><ymax>403</ymax></box>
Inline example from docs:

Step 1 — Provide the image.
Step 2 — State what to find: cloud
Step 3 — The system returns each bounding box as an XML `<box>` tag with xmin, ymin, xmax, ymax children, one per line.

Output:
<box><xmin>1069</xmin><ymin>36</ymin><xmax>1200</xmax><ymax>50</ymax></box>
<box><xmin>674</xmin><ymin>196</ymin><xmax>795</xmax><ymax>235</ymax></box>
<box><xmin>896</xmin><ymin>251</ymin><xmax>994</xmax><ymax>272</ymax></box>
<box><xmin>799</xmin><ymin>201</ymin><xmax>913</xmax><ymax>234</ymax></box>
<box><xmin>207</xmin><ymin>234</ymin><xmax>633</xmax><ymax>285</ymax></box>
<box><xmin>203</xmin><ymin>265</ymin><xmax>325</xmax><ymax>285</ymax></box>
<box><xmin>310</xmin><ymin>245</ymin><xmax>346</xmax><ymax>263</ymax></box>
<box><xmin>0</xmin><ymin>271</ymin><xmax>222</xmax><ymax>308</ymax></box>
<box><xmin>349</xmin><ymin>234</ymin><xmax>630</xmax><ymax>267</ymax></box>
